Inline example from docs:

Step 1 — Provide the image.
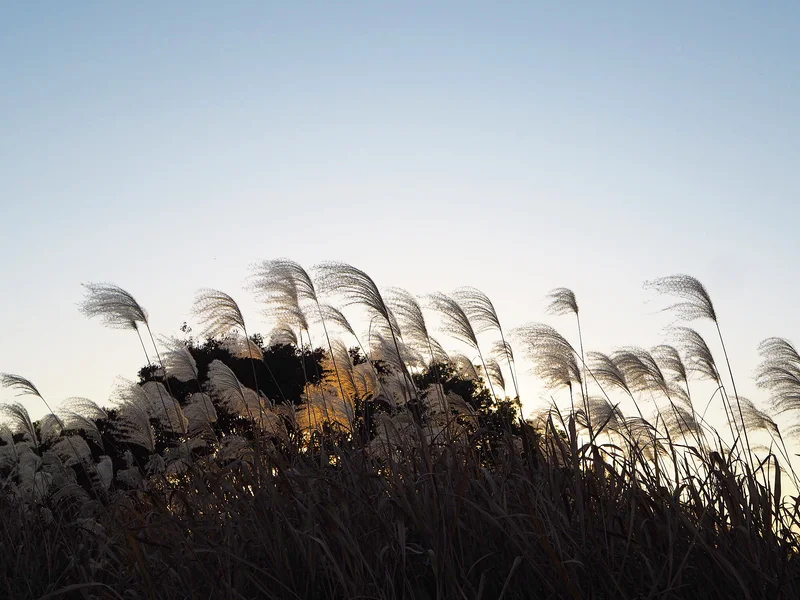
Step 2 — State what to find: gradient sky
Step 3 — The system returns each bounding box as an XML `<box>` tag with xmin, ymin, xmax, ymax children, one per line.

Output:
<box><xmin>1</xmin><ymin>2</ymin><xmax>798</xmax><ymax>421</ymax></box>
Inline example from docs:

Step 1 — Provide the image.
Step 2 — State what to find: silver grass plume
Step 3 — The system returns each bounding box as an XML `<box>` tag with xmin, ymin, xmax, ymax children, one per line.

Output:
<box><xmin>546</xmin><ymin>288</ymin><xmax>579</xmax><ymax>317</ymax></box>
<box><xmin>546</xmin><ymin>287</ymin><xmax>588</xmax><ymax>421</ymax></box>
<box><xmin>115</xmin><ymin>395</ymin><xmax>155</xmax><ymax>452</ymax></box>
<box><xmin>183</xmin><ymin>392</ymin><xmax>217</xmax><ymax>437</ymax></box>
<box><xmin>491</xmin><ymin>340</ymin><xmax>515</xmax><ymax>364</ymax></box>
<box><xmin>0</xmin><ymin>374</ymin><xmax>43</xmax><ymax>399</ymax></box>
<box><xmin>672</xmin><ymin>327</ymin><xmax>721</xmax><ymax>384</ymax></box>
<box><xmin>222</xmin><ymin>334</ymin><xmax>265</xmax><ymax>361</ymax></box>
<box><xmin>141</xmin><ymin>381</ymin><xmax>187</xmax><ymax>433</ymax></box>
<box><xmin>452</xmin><ymin>354</ymin><xmax>480</xmax><ymax>381</ymax></box>
<box><xmin>115</xmin><ymin>379</ymin><xmax>186</xmax><ymax>436</ymax></box>
<box><xmin>57</xmin><ymin>397</ymin><xmax>106</xmax><ymax>449</ymax></box>
<box><xmin>756</xmin><ymin>337</ymin><xmax>800</xmax><ymax>416</ymax></box>
<box><xmin>206</xmin><ymin>360</ymin><xmax>256</xmax><ymax>420</ymax></box>
<box><xmin>315</xmin><ymin>263</ymin><xmax>405</xmax><ymax>372</ymax></box>
<box><xmin>370</xmin><ymin>333</ymin><xmax>421</xmax><ymax>376</ymax></box>
<box><xmin>586</xmin><ymin>350</ymin><xmax>649</xmax><ymax>421</ymax></box>
<box><xmin>652</xmin><ymin>344</ymin><xmax>702</xmax><ymax>443</ymax></box>
<box><xmin>316</xmin><ymin>261</ymin><xmax>414</xmax><ymax>398</ymax></box>
<box><xmin>80</xmin><ymin>284</ymin><xmax>180</xmax><ymax>435</ymax></box>
<box><xmin>429</xmin><ymin>292</ymin><xmax>497</xmax><ymax>399</ymax></box>
<box><xmin>647</xmin><ymin>275</ymin><xmax>752</xmax><ymax>459</ymax></box>
<box><xmin>652</xmin><ymin>344</ymin><xmax>688</xmax><ymax>385</ymax></box>
<box><xmin>576</xmin><ymin>396</ymin><xmax>624</xmax><ymax>434</ymax></box>
<box><xmin>388</xmin><ymin>288</ymin><xmax>433</xmax><ymax>352</ymax></box>
<box><xmin>611</xmin><ymin>348</ymin><xmax>670</xmax><ymax>398</ymax></box>
<box><xmin>318</xmin><ymin>304</ymin><xmax>359</xmax><ymax>340</ymax></box>
<box><xmin>0</xmin><ymin>402</ymin><xmax>39</xmax><ymax>446</ymax></box>
<box><xmin>39</xmin><ymin>414</ymin><xmax>63</xmax><ymax>445</ymax></box>
<box><xmin>427</xmin><ymin>337</ymin><xmax>451</xmax><ymax>363</ymax></box>
<box><xmin>738</xmin><ymin>397</ymin><xmax>780</xmax><ymax>435</ymax></box>
<box><xmin>663</xmin><ymin>404</ymin><xmax>703</xmax><ymax>440</ymax></box>
<box><xmin>385</xmin><ymin>294</ymin><xmax>450</xmax><ymax>410</ymax></box>
<box><xmin>193</xmin><ymin>289</ymin><xmax>248</xmax><ymax>339</ymax></box>
<box><xmin>159</xmin><ymin>337</ymin><xmax>199</xmax><ymax>382</ymax></box>
<box><xmin>206</xmin><ymin>360</ymin><xmax>280</xmax><ymax>434</ymax></box>
<box><xmin>252</xmin><ymin>258</ymin><xmax>320</xmax><ymax>306</ymax></box>
<box><xmin>315</xmin><ymin>262</ymin><xmax>394</xmax><ymax>328</ymax></box>
<box><xmin>79</xmin><ymin>282</ymin><xmax>148</xmax><ymax>330</ymax></box>
<box><xmin>269</xmin><ymin>324</ymin><xmax>299</xmax><ymax>347</ymax></box>
<box><xmin>1</xmin><ymin>374</ymin><xmax>64</xmax><ymax>429</ymax></box>
<box><xmin>613</xmin><ymin>348</ymin><xmax>702</xmax><ymax>445</ymax></box>
<box><xmin>51</xmin><ymin>437</ymin><xmax>92</xmax><ymax>467</ymax></box>
<box><xmin>454</xmin><ymin>286</ymin><xmax>520</xmax><ymax>401</ymax></box>
<box><xmin>317</xmin><ymin>304</ymin><xmax>380</xmax><ymax>376</ymax></box>
<box><xmin>325</xmin><ymin>339</ymin><xmax>379</xmax><ymax>401</ymax></box>
<box><xmin>297</xmin><ymin>384</ymin><xmax>355</xmax><ymax>433</ymax></box>
<box><xmin>96</xmin><ymin>456</ymin><xmax>113</xmax><ymax>490</ymax></box>
<box><xmin>483</xmin><ymin>359</ymin><xmax>506</xmax><ymax>394</ymax></box>
<box><xmin>253</xmin><ymin>259</ymin><xmax>347</xmax><ymax>404</ymax></box>
<box><xmin>322</xmin><ymin>339</ymin><xmax>359</xmax><ymax>401</ymax></box>
<box><xmin>428</xmin><ymin>292</ymin><xmax>481</xmax><ymax>350</ymax></box>
<box><xmin>513</xmin><ymin>324</ymin><xmax>581</xmax><ymax>392</ymax></box>
<box><xmin>193</xmin><ymin>288</ymin><xmax>280</xmax><ymax>405</ymax></box>
<box><xmin>250</xmin><ymin>261</ymin><xmax>312</xmax><ymax>332</ymax></box>
<box><xmin>652</xmin><ymin>344</ymin><xmax>693</xmax><ymax>405</ymax></box>
<box><xmin>644</xmin><ymin>275</ymin><xmax>717</xmax><ymax>322</ymax></box>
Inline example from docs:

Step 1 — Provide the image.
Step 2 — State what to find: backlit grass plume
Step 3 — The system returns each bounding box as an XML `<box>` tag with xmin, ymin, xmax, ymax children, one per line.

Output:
<box><xmin>513</xmin><ymin>324</ymin><xmax>581</xmax><ymax>397</ymax></box>
<box><xmin>455</xmin><ymin>286</ymin><xmax>519</xmax><ymax>401</ymax></box>
<box><xmin>193</xmin><ymin>289</ymin><xmax>249</xmax><ymax>339</ymax></box>
<box><xmin>647</xmin><ymin>274</ymin><xmax>752</xmax><ymax>461</ymax></box>
<box><xmin>253</xmin><ymin>259</ymin><xmax>348</xmax><ymax>404</ymax></box>
<box><xmin>756</xmin><ymin>337</ymin><xmax>800</xmax><ymax>418</ymax></box>
<box><xmin>429</xmin><ymin>292</ymin><xmax>496</xmax><ymax>399</ymax></box>
<box><xmin>79</xmin><ymin>282</ymin><xmax>149</xmax><ymax>330</ymax></box>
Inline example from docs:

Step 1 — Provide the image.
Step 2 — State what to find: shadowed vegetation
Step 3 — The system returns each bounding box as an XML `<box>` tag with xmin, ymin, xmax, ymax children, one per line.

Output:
<box><xmin>2</xmin><ymin>264</ymin><xmax>800</xmax><ymax>599</ymax></box>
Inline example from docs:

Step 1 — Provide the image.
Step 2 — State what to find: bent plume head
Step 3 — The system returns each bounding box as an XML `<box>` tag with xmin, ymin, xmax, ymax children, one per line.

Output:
<box><xmin>428</xmin><ymin>292</ymin><xmax>480</xmax><ymax>351</ymax></box>
<box><xmin>193</xmin><ymin>289</ymin><xmax>248</xmax><ymax>339</ymax></box>
<box><xmin>453</xmin><ymin>286</ymin><xmax>504</xmax><ymax>334</ymax></box>
<box><xmin>644</xmin><ymin>274</ymin><xmax>717</xmax><ymax>322</ymax></box>
<box><xmin>79</xmin><ymin>282</ymin><xmax>148</xmax><ymax>330</ymax></box>
<box><xmin>546</xmin><ymin>287</ymin><xmax>579</xmax><ymax>316</ymax></box>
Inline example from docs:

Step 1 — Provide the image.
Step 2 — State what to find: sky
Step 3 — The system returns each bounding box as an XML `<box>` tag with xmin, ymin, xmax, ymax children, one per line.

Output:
<box><xmin>1</xmin><ymin>2</ymin><xmax>799</xmax><ymax>423</ymax></box>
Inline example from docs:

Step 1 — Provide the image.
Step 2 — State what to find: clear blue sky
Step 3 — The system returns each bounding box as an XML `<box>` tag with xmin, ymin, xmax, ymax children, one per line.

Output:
<box><xmin>1</xmin><ymin>2</ymin><xmax>798</xmax><ymax>419</ymax></box>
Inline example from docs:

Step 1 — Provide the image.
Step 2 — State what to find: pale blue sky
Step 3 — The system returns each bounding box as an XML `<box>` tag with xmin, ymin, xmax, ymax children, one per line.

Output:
<box><xmin>1</xmin><ymin>2</ymin><xmax>798</xmax><ymax>420</ymax></box>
